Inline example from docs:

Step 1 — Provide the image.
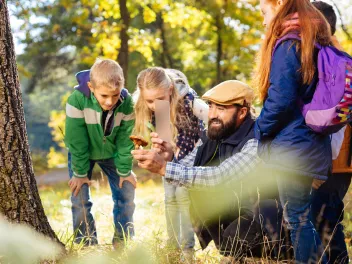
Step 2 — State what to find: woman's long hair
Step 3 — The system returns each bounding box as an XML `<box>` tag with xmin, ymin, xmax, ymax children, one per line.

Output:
<box><xmin>133</xmin><ymin>67</ymin><xmax>189</xmax><ymax>146</ymax></box>
<box><xmin>255</xmin><ymin>0</ymin><xmax>331</xmax><ymax>102</ymax></box>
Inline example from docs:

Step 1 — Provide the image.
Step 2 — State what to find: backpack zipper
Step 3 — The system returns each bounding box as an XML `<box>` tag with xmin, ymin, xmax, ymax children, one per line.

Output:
<box><xmin>332</xmin><ymin>74</ymin><xmax>336</xmax><ymax>86</ymax></box>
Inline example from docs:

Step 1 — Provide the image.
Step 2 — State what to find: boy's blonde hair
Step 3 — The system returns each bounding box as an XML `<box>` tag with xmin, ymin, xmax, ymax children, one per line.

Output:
<box><xmin>90</xmin><ymin>58</ymin><xmax>124</xmax><ymax>91</ymax></box>
<box><xmin>133</xmin><ymin>67</ymin><xmax>190</xmax><ymax>146</ymax></box>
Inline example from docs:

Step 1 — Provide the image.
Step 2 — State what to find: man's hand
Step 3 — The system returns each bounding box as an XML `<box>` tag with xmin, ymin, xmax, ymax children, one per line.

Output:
<box><xmin>312</xmin><ymin>179</ymin><xmax>325</xmax><ymax>190</ymax></box>
<box><xmin>68</xmin><ymin>177</ymin><xmax>91</xmax><ymax>197</ymax></box>
<box><xmin>150</xmin><ymin>132</ymin><xmax>174</xmax><ymax>162</ymax></box>
<box><xmin>119</xmin><ymin>171</ymin><xmax>137</xmax><ymax>188</ymax></box>
<box><xmin>131</xmin><ymin>149</ymin><xmax>167</xmax><ymax>175</ymax></box>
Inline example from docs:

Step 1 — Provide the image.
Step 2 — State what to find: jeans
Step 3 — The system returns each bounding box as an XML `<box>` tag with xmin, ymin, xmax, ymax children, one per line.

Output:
<box><xmin>164</xmin><ymin>179</ymin><xmax>195</xmax><ymax>249</ymax></box>
<box><xmin>276</xmin><ymin>173</ymin><xmax>326</xmax><ymax>264</ymax></box>
<box><xmin>68</xmin><ymin>153</ymin><xmax>135</xmax><ymax>245</ymax></box>
<box><xmin>311</xmin><ymin>173</ymin><xmax>351</xmax><ymax>264</ymax></box>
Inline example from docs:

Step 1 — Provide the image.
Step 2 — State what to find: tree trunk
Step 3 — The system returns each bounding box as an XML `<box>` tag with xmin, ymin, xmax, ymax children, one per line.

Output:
<box><xmin>215</xmin><ymin>14</ymin><xmax>223</xmax><ymax>84</ymax></box>
<box><xmin>157</xmin><ymin>11</ymin><xmax>174</xmax><ymax>69</ymax></box>
<box><xmin>118</xmin><ymin>0</ymin><xmax>130</xmax><ymax>86</ymax></box>
<box><xmin>0</xmin><ymin>0</ymin><xmax>63</xmax><ymax>246</ymax></box>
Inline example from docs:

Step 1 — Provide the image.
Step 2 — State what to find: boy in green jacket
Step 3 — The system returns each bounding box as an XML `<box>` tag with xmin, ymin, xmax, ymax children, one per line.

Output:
<box><xmin>65</xmin><ymin>59</ymin><xmax>136</xmax><ymax>246</ymax></box>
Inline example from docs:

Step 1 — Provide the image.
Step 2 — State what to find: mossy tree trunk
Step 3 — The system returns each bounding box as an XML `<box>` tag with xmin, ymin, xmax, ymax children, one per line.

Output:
<box><xmin>0</xmin><ymin>0</ymin><xmax>63</xmax><ymax>246</ymax></box>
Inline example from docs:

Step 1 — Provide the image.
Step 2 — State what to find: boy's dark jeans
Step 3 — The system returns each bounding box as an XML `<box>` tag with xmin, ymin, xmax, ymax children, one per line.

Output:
<box><xmin>68</xmin><ymin>153</ymin><xmax>135</xmax><ymax>245</ymax></box>
<box><xmin>311</xmin><ymin>173</ymin><xmax>351</xmax><ymax>264</ymax></box>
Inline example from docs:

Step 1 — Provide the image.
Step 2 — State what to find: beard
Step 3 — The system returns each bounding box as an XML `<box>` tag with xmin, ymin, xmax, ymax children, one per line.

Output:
<box><xmin>207</xmin><ymin>112</ymin><xmax>239</xmax><ymax>141</ymax></box>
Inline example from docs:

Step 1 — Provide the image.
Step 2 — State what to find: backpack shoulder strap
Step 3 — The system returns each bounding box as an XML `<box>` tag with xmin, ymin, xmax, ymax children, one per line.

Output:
<box><xmin>273</xmin><ymin>32</ymin><xmax>322</xmax><ymax>55</ymax></box>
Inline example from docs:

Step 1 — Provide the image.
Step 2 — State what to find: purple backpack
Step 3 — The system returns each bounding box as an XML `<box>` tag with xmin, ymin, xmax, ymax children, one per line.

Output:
<box><xmin>274</xmin><ymin>33</ymin><xmax>352</xmax><ymax>134</ymax></box>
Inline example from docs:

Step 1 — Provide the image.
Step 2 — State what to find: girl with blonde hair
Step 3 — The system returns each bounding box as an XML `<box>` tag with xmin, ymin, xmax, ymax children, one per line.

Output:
<box><xmin>133</xmin><ymin>67</ymin><xmax>207</xmax><ymax>253</ymax></box>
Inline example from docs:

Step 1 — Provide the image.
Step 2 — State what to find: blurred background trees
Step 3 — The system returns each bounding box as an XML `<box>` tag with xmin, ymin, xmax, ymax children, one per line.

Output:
<box><xmin>7</xmin><ymin>0</ymin><xmax>352</xmax><ymax>172</ymax></box>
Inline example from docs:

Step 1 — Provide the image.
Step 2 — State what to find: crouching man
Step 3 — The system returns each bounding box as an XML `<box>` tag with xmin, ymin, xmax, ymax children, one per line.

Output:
<box><xmin>133</xmin><ymin>81</ymin><xmax>277</xmax><ymax>261</ymax></box>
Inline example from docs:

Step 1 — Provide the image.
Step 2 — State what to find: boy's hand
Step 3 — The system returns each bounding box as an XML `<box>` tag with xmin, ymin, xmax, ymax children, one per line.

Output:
<box><xmin>119</xmin><ymin>171</ymin><xmax>137</xmax><ymax>188</ymax></box>
<box><xmin>68</xmin><ymin>177</ymin><xmax>91</xmax><ymax>196</ymax></box>
<box><xmin>150</xmin><ymin>132</ymin><xmax>174</xmax><ymax>162</ymax></box>
<box><xmin>131</xmin><ymin>149</ymin><xmax>166</xmax><ymax>176</ymax></box>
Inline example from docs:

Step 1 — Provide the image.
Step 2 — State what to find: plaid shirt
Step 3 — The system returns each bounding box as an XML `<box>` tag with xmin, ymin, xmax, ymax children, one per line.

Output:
<box><xmin>165</xmin><ymin>138</ymin><xmax>260</xmax><ymax>188</ymax></box>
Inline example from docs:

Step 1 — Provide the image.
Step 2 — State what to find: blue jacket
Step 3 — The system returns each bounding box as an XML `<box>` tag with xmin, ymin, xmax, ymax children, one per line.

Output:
<box><xmin>255</xmin><ymin>40</ymin><xmax>331</xmax><ymax>180</ymax></box>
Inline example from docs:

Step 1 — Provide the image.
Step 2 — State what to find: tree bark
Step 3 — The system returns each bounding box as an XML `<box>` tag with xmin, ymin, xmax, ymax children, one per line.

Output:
<box><xmin>215</xmin><ymin>14</ymin><xmax>223</xmax><ymax>84</ymax></box>
<box><xmin>0</xmin><ymin>0</ymin><xmax>63</xmax><ymax>246</ymax></box>
<box><xmin>156</xmin><ymin>11</ymin><xmax>174</xmax><ymax>69</ymax></box>
<box><xmin>118</xmin><ymin>0</ymin><xmax>130</xmax><ymax>86</ymax></box>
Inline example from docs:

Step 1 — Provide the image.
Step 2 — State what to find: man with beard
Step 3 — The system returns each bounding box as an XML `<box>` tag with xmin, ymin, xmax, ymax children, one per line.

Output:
<box><xmin>132</xmin><ymin>80</ymin><xmax>275</xmax><ymax>261</ymax></box>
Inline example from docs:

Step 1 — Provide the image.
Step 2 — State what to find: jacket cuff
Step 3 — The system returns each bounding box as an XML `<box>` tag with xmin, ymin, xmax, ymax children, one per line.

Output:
<box><xmin>73</xmin><ymin>172</ymin><xmax>88</xmax><ymax>178</ymax></box>
<box><xmin>116</xmin><ymin>169</ymin><xmax>131</xmax><ymax>177</ymax></box>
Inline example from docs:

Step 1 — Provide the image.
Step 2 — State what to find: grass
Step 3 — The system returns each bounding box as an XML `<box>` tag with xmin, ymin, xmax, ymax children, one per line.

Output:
<box><xmin>39</xmin><ymin>177</ymin><xmax>222</xmax><ymax>263</ymax></box>
<box><xmin>38</xmin><ymin>172</ymin><xmax>352</xmax><ymax>263</ymax></box>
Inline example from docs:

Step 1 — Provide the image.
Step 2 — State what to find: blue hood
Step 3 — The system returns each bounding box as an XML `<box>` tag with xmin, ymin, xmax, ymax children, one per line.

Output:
<box><xmin>74</xmin><ymin>70</ymin><xmax>91</xmax><ymax>98</ymax></box>
<box><xmin>74</xmin><ymin>69</ymin><xmax>128</xmax><ymax>100</ymax></box>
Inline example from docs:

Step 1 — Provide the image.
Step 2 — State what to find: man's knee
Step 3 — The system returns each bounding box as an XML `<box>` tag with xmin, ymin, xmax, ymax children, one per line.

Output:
<box><xmin>221</xmin><ymin>218</ymin><xmax>263</xmax><ymax>257</ymax></box>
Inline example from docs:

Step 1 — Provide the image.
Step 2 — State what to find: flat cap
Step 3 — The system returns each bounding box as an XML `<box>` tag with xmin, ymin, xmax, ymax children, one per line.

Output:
<box><xmin>202</xmin><ymin>80</ymin><xmax>254</xmax><ymax>106</ymax></box>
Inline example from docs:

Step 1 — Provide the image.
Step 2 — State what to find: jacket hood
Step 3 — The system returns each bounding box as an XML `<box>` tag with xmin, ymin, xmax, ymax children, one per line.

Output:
<box><xmin>74</xmin><ymin>70</ymin><xmax>91</xmax><ymax>98</ymax></box>
<box><xmin>74</xmin><ymin>69</ymin><xmax>128</xmax><ymax>101</ymax></box>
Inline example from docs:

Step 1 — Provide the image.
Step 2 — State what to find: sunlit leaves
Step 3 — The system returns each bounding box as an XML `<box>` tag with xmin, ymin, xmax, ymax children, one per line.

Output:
<box><xmin>143</xmin><ymin>6</ymin><xmax>157</xmax><ymax>24</ymax></box>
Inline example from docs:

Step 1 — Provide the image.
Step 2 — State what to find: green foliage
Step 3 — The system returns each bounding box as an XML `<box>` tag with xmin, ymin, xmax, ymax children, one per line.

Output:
<box><xmin>31</xmin><ymin>151</ymin><xmax>49</xmax><ymax>175</ymax></box>
<box><xmin>10</xmin><ymin>0</ymin><xmax>266</xmax><ymax>157</ymax></box>
<box><xmin>13</xmin><ymin>0</ymin><xmax>351</xmax><ymax>158</ymax></box>
<box><xmin>47</xmin><ymin>92</ymin><xmax>69</xmax><ymax>168</ymax></box>
<box><xmin>47</xmin><ymin>147</ymin><xmax>67</xmax><ymax>169</ymax></box>
<box><xmin>337</xmin><ymin>27</ymin><xmax>352</xmax><ymax>54</ymax></box>
<box><xmin>12</xmin><ymin>0</ymin><xmax>263</xmax><ymax>95</ymax></box>
<box><xmin>11</xmin><ymin>0</ymin><xmax>352</xmax><ymax>96</ymax></box>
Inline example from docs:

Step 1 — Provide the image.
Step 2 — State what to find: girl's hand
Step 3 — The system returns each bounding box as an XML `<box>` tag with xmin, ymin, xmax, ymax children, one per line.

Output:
<box><xmin>150</xmin><ymin>132</ymin><xmax>174</xmax><ymax>162</ymax></box>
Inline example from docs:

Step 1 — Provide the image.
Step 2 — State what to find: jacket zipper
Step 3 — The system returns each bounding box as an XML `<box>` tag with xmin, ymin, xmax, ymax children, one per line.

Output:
<box><xmin>102</xmin><ymin>110</ymin><xmax>114</xmax><ymax>158</ymax></box>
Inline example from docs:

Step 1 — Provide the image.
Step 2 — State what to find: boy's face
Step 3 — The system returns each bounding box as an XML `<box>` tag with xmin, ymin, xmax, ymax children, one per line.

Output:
<box><xmin>88</xmin><ymin>82</ymin><xmax>121</xmax><ymax>111</ymax></box>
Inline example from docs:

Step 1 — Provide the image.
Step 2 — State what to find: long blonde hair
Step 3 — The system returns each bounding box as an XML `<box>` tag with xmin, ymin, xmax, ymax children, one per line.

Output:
<box><xmin>254</xmin><ymin>0</ymin><xmax>331</xmax><ymax>102</ymax></box>
<box><xmin>133</xmin><ymin>67</ymin><xmax>187</xmax><ymax>146</ymax></box>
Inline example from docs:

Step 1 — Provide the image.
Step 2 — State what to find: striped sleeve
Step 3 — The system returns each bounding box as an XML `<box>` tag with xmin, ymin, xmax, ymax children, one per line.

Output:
<box><xmin>65</xmin><ymin>90</ymin><xmax>90</xmax><ymax>177</ymax></box>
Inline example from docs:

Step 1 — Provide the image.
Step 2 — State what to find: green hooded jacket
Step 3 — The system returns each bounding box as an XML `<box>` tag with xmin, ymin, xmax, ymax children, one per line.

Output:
<box><xmin>65</xmin><ymin>86</ymin><xmax>134</xmax><ymax>178</ymax></box>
